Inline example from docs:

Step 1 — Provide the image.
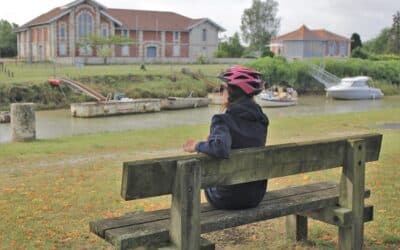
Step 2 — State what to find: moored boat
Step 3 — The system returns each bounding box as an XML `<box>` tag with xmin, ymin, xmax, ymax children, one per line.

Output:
<box><xmin>256</xmin><ymin>86</ymin><xmax>298</xmax><ymax>107</ymax></box>
<box><xmin>160</xmin><ymin>97</ymin><xmax>210</xmax><ymax>110</ymax></box>
<box><xmin>326</xmin><ymin>76</ymin><xmax>384</xmax><ymax>100</ymax></box>
<box><xmin>70</xmin><ymin>99</ymin><xmax>161</xmax><ymax>118</ymax></box>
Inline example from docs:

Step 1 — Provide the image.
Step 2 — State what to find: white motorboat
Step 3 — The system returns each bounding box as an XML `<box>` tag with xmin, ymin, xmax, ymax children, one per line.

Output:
<box><xmin>326</xmin><ymin>76</ymin><xmax>384</xmax><ymax>100</ymax></box>
<box><xmin>256</xmin><ymin>86</ymin><xmax>298</xmax><ymax>107</ymax></box>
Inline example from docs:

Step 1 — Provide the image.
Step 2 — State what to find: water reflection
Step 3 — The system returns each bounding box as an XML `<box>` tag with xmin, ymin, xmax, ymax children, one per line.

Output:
<box><xmin>1</xmin><ymin>95</ymin><xmax>399</xmax><ymax>143</ymax></box>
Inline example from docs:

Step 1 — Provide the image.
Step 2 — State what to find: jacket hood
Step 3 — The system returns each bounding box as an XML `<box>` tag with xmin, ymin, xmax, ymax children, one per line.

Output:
<box><xmin>226</xmin><ymin>98</ymin><xmax>269</xmax><ymax>126</ymax></box>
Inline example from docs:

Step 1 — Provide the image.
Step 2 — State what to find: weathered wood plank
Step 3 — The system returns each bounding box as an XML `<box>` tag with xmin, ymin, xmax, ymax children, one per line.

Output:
<box><xmin>339</xmin><ymin>139</ymin><xmax>367</xmax><ymax>250</ymax></box>
<box><xmin>169</xmin><ymin>159</ymin><xmax>201</xmax><ymax>250</ymax></box>
<box><xmin>91</xmin><ymin>182</ymin><xmax>337</xmax><ymax>238</ymax></box>
<box><xmin>122</xmin><ymin>134</ymin><xmax>382</xmax><ymax>200</ymax></box>
<box><xmin>300</xmin><ymin>205</ymin><xmax>373</xmax><ymax>227</ymax></box>
<box><xmin>104</xmin><ymin>184</ymin><xmax>371</xmax><ymax>249</ymax></box>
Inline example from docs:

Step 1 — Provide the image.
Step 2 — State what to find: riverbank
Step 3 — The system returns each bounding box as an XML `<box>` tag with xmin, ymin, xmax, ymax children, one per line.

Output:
<box><xmin>1</xmin><ymin>62</ymin><xmax>399</xmax><ymax>111</ymax></box>
<box><xmin>0</xmin><ymin>108</ymin><xmax>399</xmax><ymax>249</ymax></box>
<box><xmin>2</xmin><ymin>95</ymin><xmax>400</xmax><ymax>143</ymax></box>
<box><xmin>0</xmin><ymin>63</ymin><xmax>228</xmax><ymax>111</ymax></box>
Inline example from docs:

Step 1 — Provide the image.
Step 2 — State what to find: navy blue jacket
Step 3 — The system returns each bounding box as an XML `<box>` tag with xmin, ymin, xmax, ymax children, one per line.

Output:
<box><xmin>196</xmin><ymin>97</ymin><xmax>269</xmax><ymax>209</ymax></box>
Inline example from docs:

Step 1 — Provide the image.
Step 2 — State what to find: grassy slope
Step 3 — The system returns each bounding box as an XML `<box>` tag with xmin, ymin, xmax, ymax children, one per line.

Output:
<box><xmin>0</xmin><ymin>63</ymin><xmax>228</xmax><ymax>84</ymax></box>
<box><xmin>0</xmin><ymin>108</ymin><xmax>399</xmax><ymax>249</ymax></box>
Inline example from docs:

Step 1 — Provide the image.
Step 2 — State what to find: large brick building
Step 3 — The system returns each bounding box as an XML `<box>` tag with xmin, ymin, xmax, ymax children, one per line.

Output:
<box><xmin>270</xmin><ymin>25</ymin><xmax>351</xmax><ymax>60</ymax></box>
<box><xmin>15</xmin><ymin>0</ymin><xmax>225</xmax><ymax>63</ymax></box>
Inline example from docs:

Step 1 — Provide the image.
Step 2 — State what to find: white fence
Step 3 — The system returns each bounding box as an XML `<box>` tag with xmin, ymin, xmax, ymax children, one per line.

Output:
<box><xmin>53</xmin><ymin>57</ymin><xmax>256</xmax><ymax>65</ymax></box>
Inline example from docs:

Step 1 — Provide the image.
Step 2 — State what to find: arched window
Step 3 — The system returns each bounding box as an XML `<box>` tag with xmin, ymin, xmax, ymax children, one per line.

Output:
<box><xmin>59</xmin><ymin>22</ymin><xmax>67</xmax><ymax>40</ymax></box>
<box><xmin>77</xmin><ymin>10</ymin><xmax>93</xmax><ymax>39</ymax></box>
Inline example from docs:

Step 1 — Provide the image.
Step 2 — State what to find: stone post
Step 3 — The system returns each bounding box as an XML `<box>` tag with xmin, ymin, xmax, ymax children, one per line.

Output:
<box><xmin>11</xmin><ymin>103</ymin><xmax>36</xmax><ymax>142</ymax></box>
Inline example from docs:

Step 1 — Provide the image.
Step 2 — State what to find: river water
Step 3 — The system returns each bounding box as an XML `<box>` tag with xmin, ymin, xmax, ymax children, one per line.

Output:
<box><xmin>1</xmin><ymin>95</ymin><xmax>399</xmax><ymax>143</ymax></box>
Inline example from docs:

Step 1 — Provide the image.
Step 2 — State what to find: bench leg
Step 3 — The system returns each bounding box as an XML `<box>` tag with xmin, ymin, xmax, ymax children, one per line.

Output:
<box><xmin>170</xmin><ymin>159</ymin><xmax>201</xmax><ymax>250</ymax></box>
<box><xmin>286</xmin><ymin>214</ymin><xmax>308</xmax><ymax>242</ymax></box>
<box><xmin>338</xmin><ymin>139</ymin><xmax>366</xmax><ymax>250</ymax></box>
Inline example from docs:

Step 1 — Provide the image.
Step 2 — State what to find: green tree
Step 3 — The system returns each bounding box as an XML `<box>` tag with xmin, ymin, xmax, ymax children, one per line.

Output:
<box><xmin>214</xmin><ymin>32</ymin><xmax>245</xmax><ymax>58</ymax></box>
<box><xmin>364</xmin><ymin>28</ymin><xmax>391</xmax><ymax>54</ymax></box>
<box><xmin>0</xmin><ymin>19</ymin><xmax>18</xmax><ymax>57</ymax></box>
<box><xmin>350</xmin><ymin>33</ymin><xmax>362</xmax><ymax>51</ymax></box>
<box><xmin>240</xmin><ymin>0</ymin><xmax>280</xmax><ymax>55</ymax></box>
<box><xmin>78</xmin><ymin>34</ymin><xmax>132</xmax><ymax>64</ymax></box>
<box><xmin>389</xmin><ymin>11</ymin><xmax>400</xmax><ymax>54</ymax></box>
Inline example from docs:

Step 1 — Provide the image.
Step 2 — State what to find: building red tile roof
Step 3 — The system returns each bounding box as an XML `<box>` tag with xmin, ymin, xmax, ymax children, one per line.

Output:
<box><xmin>272</xmin><ymin>25</ymin><xmax>349</xmax><ymax>42</ymax></box>
<box><xmin>18</xmin><ymin>0</ymin><xmax>224</xmax><ymax>32</ymax></box>
<box><xmin>20</xmin><ymin>7</ymin><xmax>65</xmax><ymax>28</ymax></box>
<box><xmin>105</xmin><ymin>9</ymin><xmax>205</xmax><ymax>31</ymax></box>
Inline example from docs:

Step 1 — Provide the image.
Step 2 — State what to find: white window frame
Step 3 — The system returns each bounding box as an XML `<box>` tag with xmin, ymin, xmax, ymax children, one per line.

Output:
<box><xmin>202</xmin><ymin>29</ymin><xmax>207</xmax><ymax>42</ymax></box>
<box><xmin>121</xmin><ymin>29</ymin><xmax>130</xmax><ymax>56</ymax></box>
<box><xmin>173</xmin><ymin>31</ymin><xmax>180</xmax><ymax>43</ymax></box>
<box><xmin>101</xmin><ymin>23</ymin><xmax>109</xmax><ymax>38</ymax></box>
<box><xmin>59</xmin><ymin>22</ymin><xmax>67</xmax><ymax>41</ymax></box>
<box><xmin>339</xmin><ymin>42</ymin><xmax>346</xmax><ymax>56</ymax></box>
<box><xmin>77</xmin><ymin>10</ymin><xmax>94</xmax><ymax>39</ymax></box>
<box><xmin>59</xmin><ymin>43</ymin><xmax>67</xmax><ymax>56</ymax></box>
<box><xmin>173</xmin><ymin>45</ymin><xmax>180</xmax><ymax>57</ymax></box>
<box><xmin>328</xmin><ymin>41</ymin><xmax>336</xmax><ymax>56</ymax></box>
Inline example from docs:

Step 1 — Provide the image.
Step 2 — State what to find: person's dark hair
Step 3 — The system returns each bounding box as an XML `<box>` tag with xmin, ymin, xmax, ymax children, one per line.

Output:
<box><xmin>220</xmin><ymin>84</ymin><xmax>255</xmax><ymax>111</ymax></box>
<box><xmin>227</xmin><ymin>85</ymin><xmax>252</xmax><ymax>104</ymax></box>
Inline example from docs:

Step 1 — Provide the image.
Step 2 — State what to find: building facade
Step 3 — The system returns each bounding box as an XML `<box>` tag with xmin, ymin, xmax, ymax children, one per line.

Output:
<box><xmin>270</xmin><ymin>25</ymin><xmax>351</xmax><ymax>60</ymax></box>
<box><xmin>15</xmin><ymin>0</ymin><xmax>225</xmax><ymax>64</ymax></box>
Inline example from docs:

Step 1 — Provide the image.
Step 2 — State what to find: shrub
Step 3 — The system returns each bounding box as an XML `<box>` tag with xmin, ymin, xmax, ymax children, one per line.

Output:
<box><xmin>246</xmin><ymin>57</ymin><xmax>400</xmax><ymax>94</ymax></box>
<box><xmin>351</xmin><ymin>47</ymin><xmax>369</xmax><ymax>59</ymax></box>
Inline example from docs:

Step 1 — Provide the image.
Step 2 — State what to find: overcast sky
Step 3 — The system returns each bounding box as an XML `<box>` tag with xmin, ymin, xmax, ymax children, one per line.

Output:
<box><xmin>1</xmin><ymin>0</ymin><xmax>398</xmax><ymax>41</ymax></box>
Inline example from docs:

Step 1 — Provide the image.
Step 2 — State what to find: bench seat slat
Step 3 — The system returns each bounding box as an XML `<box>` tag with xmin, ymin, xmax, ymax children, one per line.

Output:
<box><xmin>90</xmin><ymin>182</ymin><xmax>370</xmax><ymax>249</ymax></box>
<box><xmin>91</xmin><ymin>182</ymin><xmax>337</xmax><ymax>238</ymax></box>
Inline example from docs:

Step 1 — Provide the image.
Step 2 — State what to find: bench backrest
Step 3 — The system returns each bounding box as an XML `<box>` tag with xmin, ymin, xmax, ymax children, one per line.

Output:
<box><xmin>121</xmin><ymin>133</ymin><xmax>382</xmax><ymax>201</ymax></box>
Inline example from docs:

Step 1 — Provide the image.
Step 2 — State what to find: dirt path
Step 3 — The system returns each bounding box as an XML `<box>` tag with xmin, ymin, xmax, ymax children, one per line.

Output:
<box><xmin>0</xmin><ymin>148</ymin><xmax>182</xmax><ymax>174</ymax></box>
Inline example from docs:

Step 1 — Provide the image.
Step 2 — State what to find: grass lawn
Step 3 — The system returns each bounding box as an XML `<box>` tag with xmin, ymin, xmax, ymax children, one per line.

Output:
<box><xmin>0</xmin><ymin>62</ymin><xmax>229</xmax><ymax>85</ymax></box>
<box><xmin>0</xmin><ymin>108</ymin><xmax>399</xmax><ymax>249</ymax></box>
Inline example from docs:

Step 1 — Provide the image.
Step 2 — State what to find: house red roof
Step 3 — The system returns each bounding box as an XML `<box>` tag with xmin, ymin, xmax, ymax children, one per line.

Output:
<box><xmin>272</xmin><ymin>25</ymin><xmax>349</xmax><ymax>42</ymax></box>
<box><xmin>18</xmin><ymin>0</ymin><xmax>224</xmax><ymax>31</ymax></box>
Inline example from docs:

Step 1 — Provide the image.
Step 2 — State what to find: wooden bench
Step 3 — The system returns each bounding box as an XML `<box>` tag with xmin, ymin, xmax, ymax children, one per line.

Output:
<box><xmin>90</xmin><ymin>133</ymin><xmax>382</xmax><ymax>250</ymax></box>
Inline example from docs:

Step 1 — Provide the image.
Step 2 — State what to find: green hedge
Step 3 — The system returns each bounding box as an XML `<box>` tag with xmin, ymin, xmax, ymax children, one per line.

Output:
<box><xmin>247</xmin><ymin>57</ymin><xmax>400</xmax><ymax>94</ymax></box>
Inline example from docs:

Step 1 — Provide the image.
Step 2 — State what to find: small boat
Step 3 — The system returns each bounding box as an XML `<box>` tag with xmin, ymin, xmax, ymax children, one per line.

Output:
<box><xmin>256</xmin><ymin>86</ymin><xmax>298</xmax><ymax>107</ymax></box>
<box><xmin>70</xmin><ymin>99</ymin><xmax>161</xmax><ymax>118</ymax></box>
<box><xmin>326</xmin><ymin>76</ymin><xmax>384</xmax><ymax>100</ymax></box>
<box><xmin>161</xmin><ymin>97</ymin><xmax>210</xmax><ymax>110</ymax></box>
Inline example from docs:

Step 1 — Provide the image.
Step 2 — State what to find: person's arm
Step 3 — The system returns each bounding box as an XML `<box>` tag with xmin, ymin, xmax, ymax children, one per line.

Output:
<box><xmin>195</xmin><ymin>116</ymin><xmax>232</xmax><ymax>159</ymax></box>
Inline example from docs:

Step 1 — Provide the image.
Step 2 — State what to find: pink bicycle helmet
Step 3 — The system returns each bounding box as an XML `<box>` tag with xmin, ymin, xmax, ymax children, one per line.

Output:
<box><xmin>219</xmin><ymin>65</ymin><xmax>264</xmax><ymax>95</ymax></box>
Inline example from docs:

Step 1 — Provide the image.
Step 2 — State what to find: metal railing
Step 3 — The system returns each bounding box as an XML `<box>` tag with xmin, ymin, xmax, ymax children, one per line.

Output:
<box><xmin>306</xmin><ymin>61</ymin><xmax>341</xmax><ymax>89</ymax></box>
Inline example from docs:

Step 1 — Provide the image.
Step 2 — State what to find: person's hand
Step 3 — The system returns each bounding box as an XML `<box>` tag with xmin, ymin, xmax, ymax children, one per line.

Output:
<box><xmin>183</xmin><ymin>139</ymin><xmax>198</xmax><ymax>153</ymax></box>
